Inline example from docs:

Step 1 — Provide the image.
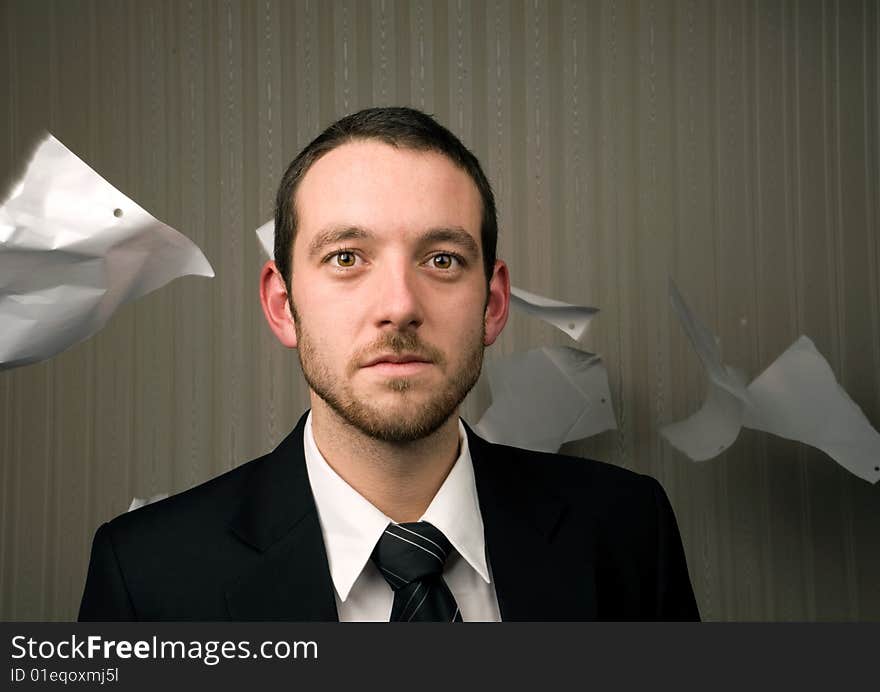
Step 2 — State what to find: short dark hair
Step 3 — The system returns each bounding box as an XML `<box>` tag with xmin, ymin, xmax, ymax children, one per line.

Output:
<box><xmin>273</xmin><ymin>106</ymin><xmax>497</xmax><ymax>291</ymax></box>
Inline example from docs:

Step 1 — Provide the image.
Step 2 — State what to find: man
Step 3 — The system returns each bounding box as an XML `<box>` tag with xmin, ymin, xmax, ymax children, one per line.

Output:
<box><xmin>79</xmin><ymin>107</ymin><xmax>699</xmax><ymax>621</ymax></box>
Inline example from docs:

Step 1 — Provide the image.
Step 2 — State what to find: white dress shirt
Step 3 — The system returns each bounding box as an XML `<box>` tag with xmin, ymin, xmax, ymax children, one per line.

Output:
<box><xmin>302</xmin><ymin>412</ymin><xmax>502</xmax><ymax>622</ymax></box>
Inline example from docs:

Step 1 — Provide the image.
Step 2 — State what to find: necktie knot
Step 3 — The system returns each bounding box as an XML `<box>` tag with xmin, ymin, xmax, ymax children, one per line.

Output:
<box><xmin>370</xmin><ymin>521</ymin><xmax>462</xmax><ymax>621</ymax></box>
<box><xmin>371</xmin><ymin>522</ymin><xmax>453</xmax><ymax>590</ymax></box>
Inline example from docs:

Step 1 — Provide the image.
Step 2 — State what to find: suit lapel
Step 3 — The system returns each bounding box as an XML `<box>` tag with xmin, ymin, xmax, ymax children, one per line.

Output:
<box><xmin>467</xmin><ymin>425</ymin><xmax>598</xmax><ymax>621</ymax></box>
<box><xmin>225</xmin><ymin>412</ymin><xmax>339</xmax><ymax>621</ymax></box>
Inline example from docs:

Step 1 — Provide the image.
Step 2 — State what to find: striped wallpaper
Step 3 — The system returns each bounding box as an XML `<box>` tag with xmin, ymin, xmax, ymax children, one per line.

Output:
<box><xmin>1</xmin><ymin>0</ymin><xmax>878</xmax><ymax>620</ymax></box>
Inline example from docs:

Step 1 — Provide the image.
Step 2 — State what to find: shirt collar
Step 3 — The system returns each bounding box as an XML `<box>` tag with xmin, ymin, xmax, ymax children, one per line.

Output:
<box><xmin>302</xmin><ymin>411</ymin><xmax>491</xmax><ymax>602</ymax></box>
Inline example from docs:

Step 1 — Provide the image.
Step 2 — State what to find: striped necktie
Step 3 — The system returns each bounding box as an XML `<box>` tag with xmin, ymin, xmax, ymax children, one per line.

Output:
<box><xmin>370</xmin><ymin>521</ymin><xmax>464</xmax><ymax>622</ymax></box>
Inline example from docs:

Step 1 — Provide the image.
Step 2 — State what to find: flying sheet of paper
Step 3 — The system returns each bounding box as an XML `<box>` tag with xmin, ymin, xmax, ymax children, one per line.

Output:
<box><xmin>256</xmin><ymin>219</ymin><xmax>274</xmax><ymax>259</ymax></box>
<box><xmin>661</xmin><ymin>280</ymin><xmax>880</xmax><ymax>484</ymax></box>
<box><xmin>474</xmin><ymin>346</ymin><xmax>617</xmax><ymax>453</ymax></box>
<box><xmin>661</xmin><ymin>279</ymin><xmax>751</xmax><ymax>459</ymax></box>
<box><xmin>128</xmin><ymin>493</ymin><xmax>169</xmax><ymax>512</ymax></box>
<box><xmin>509</xmin><ymin>286</ymin><xmax>598</xmax><ymax>344</ymax></box>
<box><xmin>0</xmin><ymin>133</ymin><xmax>214</xmax><ymax>370</ymax></box>
<box><xmin>667</xmin><ymin>279</ymin><xmax>749</xmax><ymax>400</ymax></box>
<box><xmin>660</xmin><ymin>367</ymin><xmax>749</xmax><ymax>461</ymax></box>
<box><xmin>743</xmin><ymin>336</ymin><xmax>880</xmax><ymax>484</ymax></box>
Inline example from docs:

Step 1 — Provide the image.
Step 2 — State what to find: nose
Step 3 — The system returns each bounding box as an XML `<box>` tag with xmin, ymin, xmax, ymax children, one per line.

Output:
<box><xmin>372</xmin><ymin>257</ymin><xmax>424</xmax><ymax>332</ymax></box>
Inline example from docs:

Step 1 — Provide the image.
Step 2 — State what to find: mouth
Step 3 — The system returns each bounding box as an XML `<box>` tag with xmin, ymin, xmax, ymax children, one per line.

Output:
<box><xmin>361</xmin><ymin>353</ymin><xmax>433</xmax><ymax>376</ymax></box>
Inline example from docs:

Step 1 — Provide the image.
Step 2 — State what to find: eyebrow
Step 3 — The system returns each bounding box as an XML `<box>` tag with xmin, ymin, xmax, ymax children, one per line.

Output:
<box><xmin>307</xmin><ymin>226</ymin><xmax>371</xmax><ymax>258</ymax></box>
<box><xmin>418</xmin><ymin>227</ymin><xmax>480</xmax><ymax>258</ymax></box>
<box><xmin>307</xmin><ymin>225</ymin><xmax>480</xmax><ymax>259</ymax></box>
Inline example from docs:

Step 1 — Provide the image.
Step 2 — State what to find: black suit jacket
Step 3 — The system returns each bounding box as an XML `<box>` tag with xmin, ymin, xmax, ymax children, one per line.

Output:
<box><xmin>79</xmin><ymin>412</ymin><xmax>700</xmax><ymax>621</ymax></box>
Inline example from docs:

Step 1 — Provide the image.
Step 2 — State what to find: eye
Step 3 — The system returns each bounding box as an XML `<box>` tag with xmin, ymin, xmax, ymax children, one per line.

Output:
<box><xmin>330</xmin><ymin>250</ymin><xmax>357</xmax><ymax>267</ymax></box>
<box><xmin>431</xmin><ymin>253</ymin><xmax>459</xmax><ymax>269</ymax></box>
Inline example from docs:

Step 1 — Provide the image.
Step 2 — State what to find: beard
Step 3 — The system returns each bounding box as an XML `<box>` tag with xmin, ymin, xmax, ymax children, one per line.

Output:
<box><xmin>292</xmin><ymin>303</ymin><xmax>485</xmax><ymax>443</ymax></box>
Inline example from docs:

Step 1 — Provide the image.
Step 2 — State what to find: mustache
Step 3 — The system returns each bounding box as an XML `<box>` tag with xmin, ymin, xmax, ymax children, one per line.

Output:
<box><xmin>349</xmin><ymin>332</ymin><xmax>446</xmax><ymax>374</ymax></box>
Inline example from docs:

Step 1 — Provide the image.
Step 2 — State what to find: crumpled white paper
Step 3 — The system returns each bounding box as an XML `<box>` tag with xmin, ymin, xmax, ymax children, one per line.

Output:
<box><xmin>0</xmin><ymin>133</ymin><xmax>214</xmax><ymax>370</ymax></box>
<box><xmin>256</xmin><ymin>218</ymin><xmax>274</xmax><ymax>260</ymax></box>
<box><xmin>743</xmin><ymin>337</ymin><xmax>880</xmax><ymax>483</ymax></box>
<box><xmin>473</xmin><ymin>346</ymin><xmax>617</xmax><ymax>452</ymax></box>
<box><xmin>661</xmin><ymin>280</ymin><xmax>880</xmax><ymax>484</ymax></box>
<box><xmin>660</xmin><ymin>280</ymin><xmax>751</xmax><ymax>458</ymax></box>
<box><xmin>487</xmin><ymin>283</ymin><xmax>615</xmax><ymax>451</ymax></box>
<box><xmin>509</xmin><ymin>286</ymin><xmax>598</xmax><ymax>344</ymax></box>
<box><xmin>127</xmin><ymin>493</ymin><xmax>169</xmax><ymax>512</ymax></box>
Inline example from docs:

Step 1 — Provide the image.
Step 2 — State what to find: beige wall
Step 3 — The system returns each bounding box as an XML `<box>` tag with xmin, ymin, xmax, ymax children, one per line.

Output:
<box><xmin>1</xmin><ymin>0</ymin><xmax>878</xmax><ymax>621</ymax></box>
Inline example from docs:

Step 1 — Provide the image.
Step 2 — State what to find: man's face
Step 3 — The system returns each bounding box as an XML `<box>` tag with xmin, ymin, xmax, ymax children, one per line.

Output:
<box><xmin>288</xmin><ymin>139</ymin><xmax>491</xmax><ymax>442</ymax></box>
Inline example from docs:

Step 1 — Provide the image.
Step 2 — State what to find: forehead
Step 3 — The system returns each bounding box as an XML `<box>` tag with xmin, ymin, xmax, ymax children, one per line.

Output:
<box><xmin>293</xmin><ymin>139</ymin><xmax>482</xmax><ymax>245</ymax></box>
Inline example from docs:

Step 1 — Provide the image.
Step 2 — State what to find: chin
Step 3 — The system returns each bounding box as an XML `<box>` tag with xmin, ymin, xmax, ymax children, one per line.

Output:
<box><xmin>360</xmin><ymin>416</ymin><xmax>453</xmax><ymax>444</ymax></box>
<box><xmin>342</xmin><ymin>397</ymin><xmax>458</xmax><ymax>443</ymax></box>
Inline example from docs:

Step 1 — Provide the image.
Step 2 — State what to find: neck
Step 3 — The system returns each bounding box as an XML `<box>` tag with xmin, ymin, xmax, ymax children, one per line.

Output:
<box><xmin>308</xmin><ymin>397</ymin><xmax>462</xmax><ymax>523</ymax></box>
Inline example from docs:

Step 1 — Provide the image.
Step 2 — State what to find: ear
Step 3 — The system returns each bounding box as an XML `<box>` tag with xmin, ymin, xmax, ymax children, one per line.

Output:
<box><xmin>259</xmin><ymin>260</ymin><xmax>298</xmax><ymax>348</ymax></box>
<box><xmin>483</xmin><ymin>260</ymin><xmax>510</xmax><ymax>346</ymax></box>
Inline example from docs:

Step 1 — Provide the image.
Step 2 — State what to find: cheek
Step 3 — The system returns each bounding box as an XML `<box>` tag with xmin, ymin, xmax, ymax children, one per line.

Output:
<box><xmin>445</xmin><ymin>297</ymin><xmax>486</xmax><ymax>346</ymax></box>
<box><xmin>293</xmin><ymin>279</ymin><xmax>336</xmax><ymax>327</ymax></box>
<box><xmin>296</xmin><ymin>294</ymin><xmax>360</xmax><ymax>357</ymax></box>
<box><xmin>459</xmin><ymin>284</ymin><xmax>490</xmax><ymax>324</ymax></box>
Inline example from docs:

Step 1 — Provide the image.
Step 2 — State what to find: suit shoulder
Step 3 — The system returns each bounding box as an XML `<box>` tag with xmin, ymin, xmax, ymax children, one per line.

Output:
<box><xmin>479</xmin><ymin>439</ymin><xmax>665</xmax><ymax>515</ymax></box>
<box><xmin>488</xmin><ymin>440</ymin><xmax>655</xmax><ymax>488</ymax></box>
<box><xmin>104</xmin><ymin>450</ymin><xmax>270</xmax><ymax>538</ymax></box>
<box><xmin>81</xmin><ymin>448</ymin><xmax>289</xmax><ymax>621</ymax></box>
